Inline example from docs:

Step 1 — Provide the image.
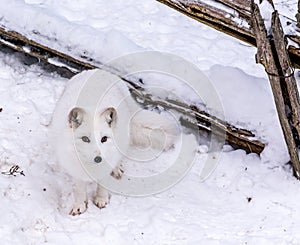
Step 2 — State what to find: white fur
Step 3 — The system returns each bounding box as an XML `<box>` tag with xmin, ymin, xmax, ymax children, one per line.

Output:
<box><xmin>50</xmin><ymin>69</ymin><xmax>179</xmax><ymax>215</ymax></box>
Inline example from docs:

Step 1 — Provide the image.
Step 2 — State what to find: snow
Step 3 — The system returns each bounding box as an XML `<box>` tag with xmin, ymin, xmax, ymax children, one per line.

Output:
<box><xmin>257</xmin><ymin>0</ymin><xmax>299</xmax><ymax>37</ymax></box>
<box><xmin>1</xmin><ymin>0</ymin><xmax>142</xmax><ymax>66</ymax></box>
<box><xmin>0</xmin><ymin>0</ymin><xmax>300</xmax><ymax>244</ymax></box>
<box><xmin>274</xmin><ymin>0</ymin><xmax>298</xmax><ymax>20</ymax></box>
<box><xmin>48</xmin><ymin>58</ymin><xmax>78</xmax><ymax>73</ymax></box>
<box><xmin>254</xmin><ymin>0</ymin><xmax>275</xmax><ymax>35</ymax></box>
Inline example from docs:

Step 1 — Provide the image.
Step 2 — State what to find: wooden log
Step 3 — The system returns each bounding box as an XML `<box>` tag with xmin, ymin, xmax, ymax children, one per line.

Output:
<box><xmin>156</xmin><ymin>0</ymin><xmax>300</xmax><ymax>68</ymax></box>
<box><xmin>251</xmin><ymin>2</ymin><xmax>300</xmax><ymax>178</ymax></box>
<box><xmin>0</xmin><ymin>26</ymin><xmax>265</xmax><ymax>154</ymax></box>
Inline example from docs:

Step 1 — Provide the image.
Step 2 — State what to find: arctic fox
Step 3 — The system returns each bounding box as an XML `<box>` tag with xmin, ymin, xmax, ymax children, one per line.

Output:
<box><xmin>51</xmin><ymin>69</ymin><xmax>179</xmax><ymax>215</ymax></box>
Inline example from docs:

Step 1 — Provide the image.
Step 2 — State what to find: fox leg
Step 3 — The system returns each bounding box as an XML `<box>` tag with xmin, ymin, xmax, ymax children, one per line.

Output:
<box><xmin>69</xmin><ymin>179</ymin><xmax>88</xmax><ymax>216</ymax></box>
<box><xmin>94</xmin><ymin>184</ymin><xmax>109</xmax><ymax>209</ymax></box>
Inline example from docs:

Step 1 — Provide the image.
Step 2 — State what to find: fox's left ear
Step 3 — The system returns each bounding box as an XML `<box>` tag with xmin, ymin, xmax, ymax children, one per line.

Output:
<box><xmin>100</xmin><ymin>107</ymin><xmax>117</xmax><ymax>127</ymax></box>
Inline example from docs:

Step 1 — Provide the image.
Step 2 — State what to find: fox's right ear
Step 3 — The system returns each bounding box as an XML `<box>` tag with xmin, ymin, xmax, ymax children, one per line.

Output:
<box><xmin>68</xmin><ymin>107</ymin><xmax>85</xmax><ymax>129</ymax></box>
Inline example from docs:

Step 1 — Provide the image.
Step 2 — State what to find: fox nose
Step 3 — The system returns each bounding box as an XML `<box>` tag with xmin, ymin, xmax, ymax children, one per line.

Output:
<box><xmin>94</xmin><ymin>156</ymin><xmax>102</xmax><ymax>163</ymax></box>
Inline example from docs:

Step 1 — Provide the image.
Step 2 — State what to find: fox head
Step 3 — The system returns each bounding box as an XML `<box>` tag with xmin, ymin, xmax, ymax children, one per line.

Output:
<box><xmin>68</xmin><ymin>107</ymin><xmax>125</xmax><ymax>169</ymax></box>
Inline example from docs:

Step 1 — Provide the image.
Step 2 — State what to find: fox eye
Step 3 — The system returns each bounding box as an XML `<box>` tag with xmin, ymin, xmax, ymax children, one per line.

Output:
<box><xmin>101</xmin><ymin>136</ymin><xmax>108</xmax><ymax>143</ymax></box>
<box><xmin>81</xmin><ymin>136</ymin><xmax>90</xmax><ymax>143</ymax></box>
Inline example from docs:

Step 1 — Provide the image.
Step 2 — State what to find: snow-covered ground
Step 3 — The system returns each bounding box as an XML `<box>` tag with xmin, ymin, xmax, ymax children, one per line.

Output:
<box><xmin>1</xmin><ymin>0</ymin><xmax>300</xmax><ymax>244</ymax></box>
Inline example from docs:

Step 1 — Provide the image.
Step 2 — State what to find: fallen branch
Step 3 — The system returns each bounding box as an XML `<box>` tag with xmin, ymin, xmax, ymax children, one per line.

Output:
<box><xmin>0</xmin><ymin>26</ymin><xmax>96</xmax><ymax>74</ymax></box>
<box><xmin>0</xmin><ymin>25</ymin><xmax>265</xmax><ymax>154</ymax></box>
<box><xmin>130</xmin><ymin>89</ymin><xmax>264</xmax><ymax>154</ymax></box>
<box><xmin>156</xmin><ymin>0</ymin><xmax>255</xmax><ymax>45</ymax></box>
<box><xmin>156</xmin><ymin>0</ymin><xmax>300</xmax><ymax>68</ymax></box>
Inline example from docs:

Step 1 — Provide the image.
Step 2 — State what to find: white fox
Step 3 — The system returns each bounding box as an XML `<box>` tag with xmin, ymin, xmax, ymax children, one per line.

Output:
<box><xmin>50</xmin><ymin>69</ymin><xmax>179</xmax><ymax>215</ymax></box>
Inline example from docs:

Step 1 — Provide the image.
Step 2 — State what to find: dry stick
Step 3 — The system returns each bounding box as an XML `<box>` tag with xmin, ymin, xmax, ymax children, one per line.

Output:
<box><xmin>251</xmin><ymin>3</ymin><xmax>300</xmax><ymax>178</ymax></box>
<box><xmin>0</xmin><ymin>26</ymin><xmax>265</xmax><ymax>154</ymax></box>
<box><xmin>156</xmin><ymin>0</ymin><xmax>300</xmax><ymax>68</ymax></box>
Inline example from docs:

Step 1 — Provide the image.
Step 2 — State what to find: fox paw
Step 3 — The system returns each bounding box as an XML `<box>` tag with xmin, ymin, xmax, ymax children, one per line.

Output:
<box><xmin>94</xmin><ymin>195</ymin><xmax>109</xmax><ymax>209</ymax></box>
<box><xmin>110</xmin><ymin>166</ymin><xmax>124</xmax><ymax>180</ymax></box>
<box><xmin>69</xmin><ymin>200</ymin><xmax>88</xmax><ymax>216</ymax></box>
